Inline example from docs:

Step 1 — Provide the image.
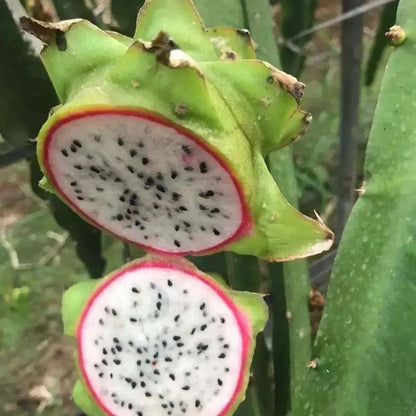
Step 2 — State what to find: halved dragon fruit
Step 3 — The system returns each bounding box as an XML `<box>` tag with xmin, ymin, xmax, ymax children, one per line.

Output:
<box><xmin>21</xmin><ymin>0</ymin><xmax>333</xmax><ymax>260</ymax></box>
<box><xmin>62</xmin><ymin>256</ymin><xmax>268</xmax><ymax>416</ymax></box>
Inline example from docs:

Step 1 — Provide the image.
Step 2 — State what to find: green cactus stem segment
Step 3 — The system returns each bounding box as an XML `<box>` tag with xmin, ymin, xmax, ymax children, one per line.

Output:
<box><xmin>63</xmin><ymin>256</ymin><xmax>268</xmax><ymax>416</ymax></box>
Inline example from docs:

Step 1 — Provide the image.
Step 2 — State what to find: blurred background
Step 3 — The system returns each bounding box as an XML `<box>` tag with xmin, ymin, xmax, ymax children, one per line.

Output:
<box><xmin>0</xmin><ymin>0</ymin><xmax>397</xmax><ymax>414</ymax></box>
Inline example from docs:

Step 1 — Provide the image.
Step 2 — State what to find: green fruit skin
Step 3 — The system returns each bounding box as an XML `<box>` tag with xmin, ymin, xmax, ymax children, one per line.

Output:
<box><xmin>293</xmin><ymin>2</ymin><xmax>416</xmax><ymax>415</ymax></box>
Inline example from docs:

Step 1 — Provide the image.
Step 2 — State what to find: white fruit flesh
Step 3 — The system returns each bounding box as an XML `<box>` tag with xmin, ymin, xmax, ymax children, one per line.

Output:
<box><xmin>78</xmin><ymin>263</ymin><xmax>248</xmax><ymax>416</ymax></box>
<box><xmin>45</xmin><ymin>112</ymin><xmax>246</xmax><ymax>253</ymax></box>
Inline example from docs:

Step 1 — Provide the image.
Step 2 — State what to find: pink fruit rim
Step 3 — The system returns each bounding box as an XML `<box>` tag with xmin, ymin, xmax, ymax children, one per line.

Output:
<box><xmin>76</xmin><ymin>260</ymin><xmax>251</xmax><ymax>416</ymax></box>
<box><xmin>43</xmin><ymin>107</ymin><xmax>253</xmax><ymax>255</ymax></box>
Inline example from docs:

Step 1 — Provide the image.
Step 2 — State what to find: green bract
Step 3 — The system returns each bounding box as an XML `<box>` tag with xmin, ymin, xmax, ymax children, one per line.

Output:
<box><xmin>22</xmin><ymin>0</ymin><xmax>333</xmax><ymax>260</ymax></box>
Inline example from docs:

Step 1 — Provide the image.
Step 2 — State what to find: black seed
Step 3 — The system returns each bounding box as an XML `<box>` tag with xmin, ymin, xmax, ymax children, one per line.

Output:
<box><xmin>199</xmin><ymin>162</ymin><xmax>208</xmax><ymax>173</ymax></box>
<box><xmin>175</xmin><ymin>225</ymin><xmax>180</xmax><ymax>232</ymax></box>
<box><xmin>177</xmin><ymin>342</ymin><xmax>184</xmax><ymax>348</ymax></box>
<box><xmin>165</xmin><ymin>357</ymin><xmax>172</xmax><ymax>362</ymax></box>
<box><xmin>145</xmin><ymin>392</ymin><xmax>151</xmax><ymax>397</ymax></box>
<box><xmin>200</xmin><ymin>303</ymin><xmax>206</xmax><ymax>310</ymax></box>
<box><xmin>167</xmin><ymin>279</ymin><xmax>173</xmax><ymax>287</ymax></box>
<box><xmin>156</xmin><ymin>301</ymin><xmax>162</xmax><ymax>310</ymax></box>
<box><xmin>130</xmin><ymin>317</ymin><xmax>137</xmax><ymax>323</ymax></box>
<box><xmin>182</xmin><ymin>145</ymin><xmax>192</xmax><ymax>154</ymax></box>
<box><xmin>127</xmin><ymin>165</ymin><xmax>135</xmax><ymax>173</ymax></box>
<box><xmin>157</xmin><ymin>184</ymin><xmax>166</xmax><ymax>193</ymax></box>
<box><xmin>184</xmin><ymin>166</ymin><xmax>193</xmax><ymax>171</ymax></box>
<box><xmin>70</xmin><ymin>144</ymin><xmax>77</xmax><ymax>152</ymax></box>
<box><xmin>70</xmin><ymin>181</ymin><xmax>77</xmax><ymax>186</ymax></box>
<box><xmin>77</xmin><ymin>196</ymin><xmax>84</xmax><ymax>201</ymax></box>
<box><xmin>75</xmin><ymin>189</ymin><xmax>82</xmax><ymax>194</ymax></box>
<box><xmin>162</xmin><ymin>404</ymin><xmax>168</xmax><ymax>409</ymax></box>
<box><xmin>117</xmin><ymin>214</ymin><xmax>123</xmax><ymax>221</ymax></box>
<box><xmin>195</xmin><ymin>400</ymin><xmax>200</xmax><ymax>408</ymax></box>
<box><xmin>138</xmin><ymin>141</ymin><xmax>144</xmax><ymax>148</ymax></box>
<box><xmin>142</xmin><ymin>157</ymin><xmax>149</xmax><ymax>165</ymax></box>
<box><xmin>119</xmin><ymin>196</ymin><xmax>126</xmax><ymax>202</ymax></box>
<box><xmin>118</xmin><ymin>137</ymin><xmax>124</xmax><ymax>146</ymax></box>
<box><xmin>211</xmin><ymin>208</ymin><xmax>220</xmax><ymax>214</ymax></box>
<box><xmin>98</xmin><ymin>372</ymin><xmax>104</xmax><ymax>378</ymax></box>
<box><xmin>199</xmin><ymin>204</ymin><xmax>206</xmax><ymax>211</ymax></box>
<box><xmin>174</xmin><ymin>314</ymin><xmax>180</xmax><ymax>322</ymax></box>
<box><xmin>132</xmin><ymin>287</ymin><xmax>139</xmax><ymax>293</ymax></box>
<box><xmin>125</xmin><ymin>377</ymin><xmax>132</xmax><ymax>383</ymax></box>
<box><xmin>218</xmin><ymin>353</ymin><xmax>226</xmax><ymax>359</ymax></box>
<box><xmin>137</xmin><ymin>172</ymin><xmax>144</xmax><ymax>179</ymax></box>
<box><xmin>114</xmin><ymin>359</ymin><xmax>121</xmax><ymax>365</ymax></box>
<box><xmin>154</xmin><ymin>352</ymin><xmax>159</xmax><ymax>359</ymax></box>
<box><xmin>128</xmin><ymin>404</ymin><xmax>133</xmax><ymax>410</ymax></box>
<box><xmin>221</xmin><ymin>317</ymin><xmax>226</xmax><ymax>323</ymax></box>
<box><xmin>96</xmin><ymin>187</ymin><xmax>104</xmax><ymax>192</ymax></box>
<box><xmin>156</xmin><ymin>172</ymin><xmax>163</xmax><ymax>180</ymax></box>
<box><xmin>61</xmin><ymin>149</ymin><xmax>68</xmax><ymax>157</ymax></box>
<box><xmin>171</xmin><ymin>170</ymin><xmax>178</xmax><ymax>179</ymax></box>
<box><xmin>141</xmin><ymin>381</ymin><xmax>146</xmax><ymax>388</ymax></box>
<box><xmin>183</xmin><ymin>221</ymin><xmax>191</xmax><ymax>227</ymax></box>
<box><xmin>114</xmin><ymin>177</ymin><xmax>121</xmax><ymax>182</ymax></box>
<box><xmin>213</xmin><ymin>228</ymin><xmax>220</xmax><ymax>236</ymax></box>
<box><xmin>224</xmin><ymin>344</ymin><xmax>229</xmax><ymax>349</ymax></box>
<box><xmin>201</xmin><ymin>324</ymin><xmax>207</xmax><ymax>331</ymax></box>
<box><xmin>172</xmin><ymin>192</ymin><xmax>181</xmax><ymax>201</ymax></box>
<box><xmin>156</xmin><ymin>193</ymin><xmax>162</xmax><ymax>200</ymax></box>
<box><xmin>182</xmin><ymin>386</ymin><xmax>190</xmax><ymax>391</ymax></box>
<box><xmin>217</xmin><ymin>378</ymin><xmax>223</xmax><ymax>386</ymax></box>
<box><xmin>130</xmin><ymin>149</ymin><xmax>137</xmax><ymax>157</ymax></box>
<box><xmin>132</xmin><ymin>381</ymin><xmax>137</xmax><ymax>388</ymax></box>
<box><xmin>179</xmin><ymin>206</ymin><xmax>187</xmax><ymax>211</ymax></box>
<box><xmin>74</xmin><ymin>164</ymin><xmax>82</xmax><ymax>170</ymax></box>
<box><xmin>154</xmin><ymin>369</ymin><xmax>160</xmax><ymax>375</ymax></box>
<box><xmin>173</xmin><ymin>335</ymin><xmax>181</xmax><ymax>341</ymax></box>
<box><xmin>174</xmin><ymin>240</ymin><xmax>181</xmax><ymax>248</ymax></box>
<box><xmin>162</xmin><ymin>340</ymin><xmax>167</xmax><ymax>347</ymax></box>
<box><xmin>170</xmin><ymin>402</ymin><xmax>175</xmax><ymax>408</ymax></box>
<box><xmin>112</xmin><ymin>309</ymin><xmax>117</xmax><ymax>316</ymax></box>
<box><xmin>102</xmin><ymin>359</ymin><xmax>108</xmax><ymax>365</ymax></box>
<box><xmin>137</xmin><ymin>412</ymin><xmax>143</xmax><ymax>416</ymax></box>
<box><xmin>169</xmin><ymin>373</ymin><xmax>175</xmax><ymax>381</ymax></box>
<box><xmin>153</xmin><ymin>203</ymin><xmax>160</xmax><ymax>209</ymax></box>
<box><xmin>137</xmin><ymin>360</ymin><xmax>142</xmax><ymax>366</ymax></box>
<box><xmin>113</xmin><ymin>337</ymin><xmax>120</xmax><ymax>343</ymax></box>
<box><xmin>102</xmin><ymin>347</ymin><xmax>107</xmax><ymax>355</ymax></box>
<box><xmin>73</xmin><ymin>139</ymin><xmax>82</xmax><ymax>148</ymax></box>
<box><xmin>145</xmin><ymin>177</ymin><xmax>154</xmax><ymax>187</ymax></box>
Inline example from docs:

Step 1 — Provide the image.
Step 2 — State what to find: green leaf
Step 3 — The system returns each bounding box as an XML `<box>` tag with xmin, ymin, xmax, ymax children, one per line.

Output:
<box><xmin>0</xmin><ymin>1</ymin><xmax>56</xmax><ymax>146</ymax></box>
<box><xmin>293</xmin><ymin>1</ymin><xmax>416</xmax><ymax>414</ymax></box>
<box><xmin>279</xmin><ymin>0</ymin><xmax>318</xmax><ymax>76</ymax></box>
<box><xmin>111</xmin><ymin>0</ymin><xmax>145</xmax><ymax>36</ymax></box>
<box><xmin>52</xmin><ymin>0</ymin><xmax>102</xmax><ymax>26</ymax></box>
<box><xmin>365</xmin><ymin>0</ymin><xmax>399</xmax><ymax>86</ymax></box>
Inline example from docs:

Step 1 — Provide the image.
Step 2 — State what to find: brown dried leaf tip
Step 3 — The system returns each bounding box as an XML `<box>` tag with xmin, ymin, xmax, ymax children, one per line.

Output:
<box><xmin>385</xmin><ymin>25</ymin><xmax>406</xmax><ymax>47</ymax></box>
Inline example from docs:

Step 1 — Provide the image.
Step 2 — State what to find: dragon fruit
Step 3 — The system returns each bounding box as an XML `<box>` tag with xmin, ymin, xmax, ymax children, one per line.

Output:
<box><xmin>62</xmin><ymin>255</ymin><xmax>268</xmax><ymax>416</ymax></box>
<box><xmin>21</xmin><ymin>0</ymin><xmax>333</xmax><ymax>260</ymax></box>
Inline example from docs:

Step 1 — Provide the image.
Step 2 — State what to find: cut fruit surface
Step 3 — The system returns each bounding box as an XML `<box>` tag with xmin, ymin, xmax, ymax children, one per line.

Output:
<box><xmin>66</xmin><ymin>257</ymin><xmax>268</xmax><ymax>416</ymax></box>
<box><xmin>44</xmin><ymin>110</ymin><xmax>249</xmax><ymax>254</ymax></box>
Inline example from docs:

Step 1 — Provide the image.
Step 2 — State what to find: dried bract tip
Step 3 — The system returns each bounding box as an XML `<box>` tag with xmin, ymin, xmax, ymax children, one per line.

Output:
<box><xmin>385</xmin><ymin>25</ymin><xmax>406</xmax><ymax>46</ymax></box>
